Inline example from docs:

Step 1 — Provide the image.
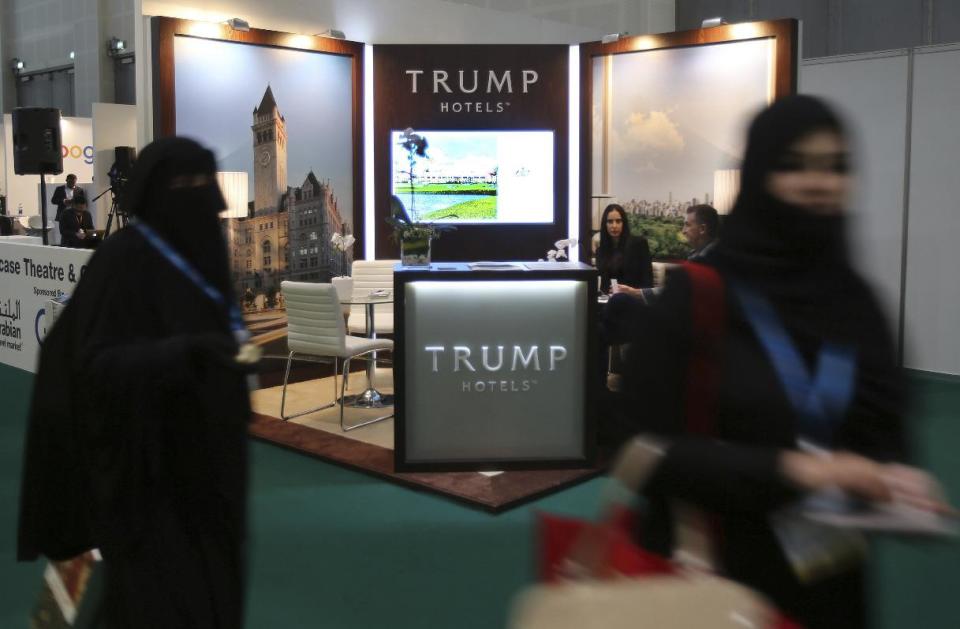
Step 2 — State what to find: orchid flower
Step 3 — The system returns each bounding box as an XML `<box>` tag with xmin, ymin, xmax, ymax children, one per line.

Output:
<box><xmin>543</xmin><ymin>238</ymin><xmax>577</xmax><ymax>262</ymax></box>
<box><xmin>331</xmin><ymin>232</ymin><xmax>355</xmax><ymax>252</ymax></box>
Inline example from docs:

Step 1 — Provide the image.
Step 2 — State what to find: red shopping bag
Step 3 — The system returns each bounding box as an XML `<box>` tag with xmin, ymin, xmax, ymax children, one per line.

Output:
<box><xmin>534</xmin><ymin>507</ymin><xmax>803</xmax><ymax>629</ymax></box>
<box><xmin>536</xmin><ymin>507</ymin><xmax>672</xmax><ymax>583</ymax></box>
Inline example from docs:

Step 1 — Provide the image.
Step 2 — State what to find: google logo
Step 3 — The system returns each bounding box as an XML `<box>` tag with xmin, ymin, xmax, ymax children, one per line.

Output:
<box><xmin>62</xmin><ymin>144</ymin><xmax>95</xmax><ymax>165</ymax></box>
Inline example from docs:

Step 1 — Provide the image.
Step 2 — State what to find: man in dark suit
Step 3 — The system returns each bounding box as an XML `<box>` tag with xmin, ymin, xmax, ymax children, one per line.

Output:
<box><xmin>58</xmin><ymin>190</ymin><xmax>98</xmax><ymax>248</ymax></box>
<box><xmin>51</xmin><ymin>174</ymin><xmax>78</xmax><ymax>222</ymax></box>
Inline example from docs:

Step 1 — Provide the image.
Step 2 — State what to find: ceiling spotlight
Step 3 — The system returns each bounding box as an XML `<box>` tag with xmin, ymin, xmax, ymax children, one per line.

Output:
<box><xmin>701</xmin><ymin>17</ymin><xmax>728</xmax><ymax>28</ymax></box>
<box><xmin>317</xmin><ymin>28</ymin><xmax>346</xmax><ymax>40</ymax></box>
<box><xmin>11</xmin><ymin>57</ymin><xmax>24</xmax><ymax>73</ymax></box>
<box><xmin>601</xmin><ymin>32</ymin><xmax>628</xmax><ymax>44</ymax></box>
<box><xmin>69</xmin><ymin>51</ymin><xmax>76</xmax><ymax>60</ymax></box>
<box><xmin>106</xmin><ymin>37</ymin><xmax>127</xmax><ymax>56</ymax></box>
<box><xmin>226</xmin><ymin>17</ymin><xmax>250</xmax><ymax>32</ymax></box>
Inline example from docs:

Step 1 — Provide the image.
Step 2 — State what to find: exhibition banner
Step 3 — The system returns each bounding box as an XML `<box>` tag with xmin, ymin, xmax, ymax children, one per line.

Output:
<box><xmin>0</xmin><ymin>241</ymin><xmax>91</xmax><ymax>372</ymax></box>
<box><xmin>152</xmin><ymin>18</ymin><xmax>363</xmax><ymax>314</ymax></box>
<box><xmin>373</xmin><ymin>44</ymin><xmax>570</xmax><ymax>261</ymax></box>
<box><xmin>579</xmin><ymin>19</ymin><xmax>797</xmax><ymax>261</ymax></box>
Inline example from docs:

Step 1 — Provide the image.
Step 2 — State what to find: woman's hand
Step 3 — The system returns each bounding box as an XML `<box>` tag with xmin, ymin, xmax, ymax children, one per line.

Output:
<box><xmin>781</xmin><ymin>451</ymin><xmax>889</xmax><ymax>501</ymax></box>
<box><xmin>781</xmin><ymin>451</ymin><xmax>953</xmax><ymax>513</ymax></box>
<box><xmin>881</xmin><ymin>463</ymin><xmax>955</xmax><ymax>515</ymax></box>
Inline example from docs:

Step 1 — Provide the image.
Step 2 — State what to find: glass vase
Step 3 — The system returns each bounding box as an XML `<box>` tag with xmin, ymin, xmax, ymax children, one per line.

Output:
<box><xmin>401</xmin><ymin>235</ymin><xmax>432</xmax><ymax>266</ymax></box>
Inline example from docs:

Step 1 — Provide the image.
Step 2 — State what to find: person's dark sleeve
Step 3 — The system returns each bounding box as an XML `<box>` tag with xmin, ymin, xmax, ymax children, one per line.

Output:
<box><xmin>623</xmin><ymin>237</ymin><xmax>654</xmax><ymax>288</ymax></box>
<box><xmin>596</xmin><ymin>253</ymin><xmax>611</xmax><ymax>293</ymax></box>
<box><xmin>81</xmin><ymin>210</ymin><xmax>95</xmax><ymax>230</ymax></box>
<box><xmin>835</xmin><ymin>286</ymin><xmax>909</xmax><ymax>463</ymax></box>
<box><xmin>51</xmin><ymin>186</ymin><xmax>65</xmax><ymax>209</ymax></box>
<box><xmin>621</xmin><ymin>269</ymin><xmax>798</xmax><ymax>516</ymax></box>
<box><xmin>51</xmin><ymin>187</ymin><xmax>66</xmax><ymax>220</ymax></box>
<box><xmin>59</xmin><ymin>211</ymin><xmax>79</xmax><ymax>244</ymax></box>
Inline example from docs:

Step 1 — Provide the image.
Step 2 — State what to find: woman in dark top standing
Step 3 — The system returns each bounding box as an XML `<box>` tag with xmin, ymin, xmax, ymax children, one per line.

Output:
<box><xmin>596</xmin><ymin>203</ymin><xmax>653</xmax><ymax>293</ymax></box>
<box><xmin>619</xmin><ymin>96</ymin><xmax>947</xmax><ymax>628</ymax></box>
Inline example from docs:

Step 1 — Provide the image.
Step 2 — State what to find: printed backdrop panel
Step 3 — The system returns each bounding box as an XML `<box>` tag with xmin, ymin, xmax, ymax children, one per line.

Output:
<box><xmin>173</xmin><ymin>35</ymin><xmax>356</xmax><ymax>312</ymax></box>
<box><xmin>373</xmin><ymin>44</ymin><xmax>570</xmax><ymax>262</ymax></box>
<box><xmin>0</xmin><ymin>240</ymin><xmax>92</xmax><ymax>372</ymax></box>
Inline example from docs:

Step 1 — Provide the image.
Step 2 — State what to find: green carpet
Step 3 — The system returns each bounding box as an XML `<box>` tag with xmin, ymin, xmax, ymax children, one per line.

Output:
<box><xmin>1</xmin><ymin>364</ymin><xmax>958</xmax><ymax>628</ymax></box>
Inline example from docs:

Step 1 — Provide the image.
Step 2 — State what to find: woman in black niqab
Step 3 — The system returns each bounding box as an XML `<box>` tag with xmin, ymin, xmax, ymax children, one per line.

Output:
<box><xmin>616</xmin><ymin>96</ymin><xmax>944</xmax><ymax>628</ymax></box>
<box><xmin>19</xmin><ymin>137</ymin><xmax>251</xmax><ymax>629</ymax></box>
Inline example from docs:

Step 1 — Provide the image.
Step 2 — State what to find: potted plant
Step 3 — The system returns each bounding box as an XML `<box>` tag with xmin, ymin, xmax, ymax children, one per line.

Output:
<box><xmin>330</xmin><ymin>227</ymin><xmax>356</xmax><ymax>303</ymax></box>
<box><xmin>387</xmin><ymin>128</ymin><xmax>455</xmax><ymax>265</ymax></box>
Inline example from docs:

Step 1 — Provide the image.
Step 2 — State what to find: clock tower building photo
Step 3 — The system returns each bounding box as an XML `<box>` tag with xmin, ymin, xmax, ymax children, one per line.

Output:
<box><xmin>252</xmin><ymin>85</ymin><xmax>288</xmax><ymax>214</ymax></box>
<box><xmin>224</xmin><ymin>84</ymin><xmax>347</xmax><ymax>305</ymax></box>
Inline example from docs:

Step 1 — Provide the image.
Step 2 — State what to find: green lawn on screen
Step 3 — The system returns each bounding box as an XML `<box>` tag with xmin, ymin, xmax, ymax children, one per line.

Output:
<box><xmin>397</xmin><ymin>183</ymin><xmax>496</xmax><ymax>195</ymax></box>
<box><xmin>423</xmin><ymin>197</ymin><xmax>497</xmax><ymax>220</ymax></box>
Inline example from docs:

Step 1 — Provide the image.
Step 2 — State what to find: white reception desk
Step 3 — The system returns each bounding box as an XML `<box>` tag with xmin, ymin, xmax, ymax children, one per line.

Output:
<box><xmin>393</xmin><ymin>262</ymin><xmax>599</xmax><ymax>472</ymax></box>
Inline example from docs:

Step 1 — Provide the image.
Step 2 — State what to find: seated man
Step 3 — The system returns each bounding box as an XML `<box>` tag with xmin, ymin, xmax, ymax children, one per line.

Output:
<box><xmin>682</xmin><ymin>203</ymin><xmax>719</xmax><ymax>261</ymax></box>
<box><xmin>58</xmin><ymin>191</ymin><xmax>98</xmax><ymax>248</ymax></box>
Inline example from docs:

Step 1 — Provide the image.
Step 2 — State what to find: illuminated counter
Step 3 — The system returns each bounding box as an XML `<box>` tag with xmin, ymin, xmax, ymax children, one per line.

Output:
<box><xmin>394</xmin><ymin>262</ymin><xmax>598</xmax><ymax>472</ymax></box>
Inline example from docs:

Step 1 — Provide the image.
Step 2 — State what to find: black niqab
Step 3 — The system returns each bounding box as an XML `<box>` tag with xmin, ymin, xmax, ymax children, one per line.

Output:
<box><xmin>19</xmin><ymin>137</ymin><xmax>250</xmax><ymax>628</ymax></box>
<box><xmin>709</xmin><ymin>95</ymin><xmax>883</xmax><ymax>355</ymax></box>
<box><xmin>713</xmin><ymin>95</ymin><xmax>850</xmax><ymax>295</ymax></box>
<box><xmin>124</xmin><ymin>136</ymin><xmax>232</xmax><ymax>299</ymax></box>
<box><xmin>618</xmin><ymin>96</ymin><xmax>907</xmax><ymax>627</ymax></box>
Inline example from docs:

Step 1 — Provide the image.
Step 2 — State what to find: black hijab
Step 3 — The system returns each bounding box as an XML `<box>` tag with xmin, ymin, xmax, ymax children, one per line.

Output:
<box><xmin>21</xmin><ymin>138</ymin><xmax>251</xmax><ymax>627</ymax></box>
<box><xmin>708</xmin><ymin>94</ymin><xmax>903</xmax><ymax>372</ymax></box>
<box><xmin>712</xmin><ymin>95</ymin><xmax>852</xmax><ymax>297</ymax></box>
<box><xmin>123</xmin><ymin>137</ymin><xmax>232</xmax><ymax>299</ymax></box>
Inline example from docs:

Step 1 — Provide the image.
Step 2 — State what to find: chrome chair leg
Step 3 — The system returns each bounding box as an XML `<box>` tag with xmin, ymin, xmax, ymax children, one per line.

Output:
<box><xmin>339</xmin><ymin>356</ymin><xmax>350</xmax><ymax>429</ymax></box>
<box><xmin>332</xmin><ymin>357</ymin><xmax>339</xmax><ymax>403</ymax></box>
<box><xmin>279</xmin><ymin>351</ymin><xmax>337</xmax><ymax>421</ymax></box>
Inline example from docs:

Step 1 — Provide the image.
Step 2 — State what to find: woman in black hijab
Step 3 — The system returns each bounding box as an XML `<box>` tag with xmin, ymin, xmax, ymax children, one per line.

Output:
<box><xmin>19</xmin><ymin>137</ymin><xmax>253</xmax><ymax>628</ymax></box>
<box><xmin>617</xmin><ymin>96</ymin><xmax>945</xmax><ymax>627</ymax></box>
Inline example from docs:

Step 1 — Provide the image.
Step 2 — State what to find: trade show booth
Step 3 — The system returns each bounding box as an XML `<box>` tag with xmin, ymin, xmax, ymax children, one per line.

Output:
<box><xmin>4</xmin><ymin>15</ymin><xmax>797</xmax><ymax>503</ymax></box>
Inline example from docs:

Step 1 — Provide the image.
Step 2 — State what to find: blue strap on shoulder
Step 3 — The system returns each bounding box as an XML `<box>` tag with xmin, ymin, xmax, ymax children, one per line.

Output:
<box><xmin>133</xmin><ymin>221</ymin><xmax>249</xmax><ymax>343</ymax></box>
<box><xmin>732</xmin><ymin>282</ymin><xmax>856</xmax><ymax>446</ymax></box>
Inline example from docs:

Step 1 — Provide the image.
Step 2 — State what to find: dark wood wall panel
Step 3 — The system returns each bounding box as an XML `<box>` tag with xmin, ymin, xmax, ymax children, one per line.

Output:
<box><xmin>373</xmin><ymin>45</ymin><xmax>569</xmax><ymax>262</ymax></box>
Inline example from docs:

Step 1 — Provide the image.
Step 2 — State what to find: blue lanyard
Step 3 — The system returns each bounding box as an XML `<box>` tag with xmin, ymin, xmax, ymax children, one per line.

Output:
<box><xmin>133</xmin><ymin>221</ymin><xmax>250</xmax><ymax>343</ymax></box>
<box><xmin>732</xmin><ymin>283</ymin><xmax>856</xmax><ymax>446</ymax></box>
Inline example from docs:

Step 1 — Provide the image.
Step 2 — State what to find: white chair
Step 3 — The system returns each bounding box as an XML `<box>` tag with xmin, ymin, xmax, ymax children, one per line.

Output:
<box><xmin>281</xmin><ymin>281</ymin><xmax>394</xmax><ymax>431</ymax></box>
<box><xmin>347</xmin><ymin>259</ymin><xmax>398</xmax><ymax>335</ymax></box>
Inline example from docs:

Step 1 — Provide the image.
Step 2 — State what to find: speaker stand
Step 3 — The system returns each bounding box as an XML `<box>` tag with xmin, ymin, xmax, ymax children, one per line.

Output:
<box><xmin>39</xmin><ymin>174</ymin><xmax>49</xmax><ymax>246</ymax></box>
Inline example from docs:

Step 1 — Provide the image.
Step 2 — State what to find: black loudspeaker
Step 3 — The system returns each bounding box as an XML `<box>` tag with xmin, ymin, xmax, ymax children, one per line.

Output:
<box><xmin>114</xmin><ymin>146</ymin><xmax>136</xmax><ymax>175</ymax></box>
<box><xmin>12</xmin><ymin>107</ymin><xmax>64</xmax><ymax>175</ymax></box>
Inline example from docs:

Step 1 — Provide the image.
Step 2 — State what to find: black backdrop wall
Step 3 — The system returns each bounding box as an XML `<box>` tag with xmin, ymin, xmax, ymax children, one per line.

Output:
<box><xmin>374</xmin><ymin>45</ymin><xmax>569</xmax><ymax>262</ymax></box>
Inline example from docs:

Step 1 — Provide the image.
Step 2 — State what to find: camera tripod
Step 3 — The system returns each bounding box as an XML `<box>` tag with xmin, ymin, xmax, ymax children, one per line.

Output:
<box><xmin>93</xmin><ymin>187</ymin><xmax>127</xmax><ymax>238</ymax></box>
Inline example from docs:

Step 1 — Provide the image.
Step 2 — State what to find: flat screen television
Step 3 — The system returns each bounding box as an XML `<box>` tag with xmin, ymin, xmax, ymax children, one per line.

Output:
<box><xmin>391</xmin><ymin>130</ymin><xmax>554</xmax><ymax>224</ymax></box>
